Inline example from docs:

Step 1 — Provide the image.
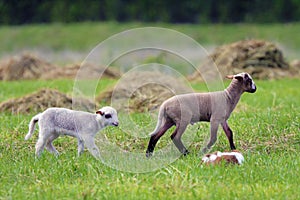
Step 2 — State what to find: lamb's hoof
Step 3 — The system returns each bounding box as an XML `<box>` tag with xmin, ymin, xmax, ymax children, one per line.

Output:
<box><xmin>182</xmin><ymin>150</ymin><xmax>190</xmax><ymax>156</ymax></box>
<box><xmin>201</xmin><ymin>147</ymin><xmax>209</xmax><ymax>154</ymax></box>
<box><xmin>146</xmin><ymin>151</ymin><xmax>153</xmax><ymax>158</ymax></box>
<box><xmin>54</xmin><ymin>153</ymin><xmax>60</xmax><ymax>158</ymax></box>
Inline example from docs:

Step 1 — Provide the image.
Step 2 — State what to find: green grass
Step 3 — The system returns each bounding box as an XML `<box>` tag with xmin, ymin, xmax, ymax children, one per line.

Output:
<box><xmin>1</xmin><ymin>22</ymin><xmax>300</xmax><ymax>59</ymax></box>
<box><xmin>0</xmin><ymin>78</ymin><xmax>115</xmax><ymax>102</ymax></box>
<box><xmin>0</xmin><ymin>78</ymin><xmax>299</xmax><ymax>199</ymax></box>
<box><xmin>0</xmin><ymin>21</ymin><xmax>299</xmax><ymax>199</ymax></box>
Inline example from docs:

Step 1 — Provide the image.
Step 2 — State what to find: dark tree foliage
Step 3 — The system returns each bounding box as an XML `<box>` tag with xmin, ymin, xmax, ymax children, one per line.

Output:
<box><xmin>1</xmin><ymin>0</ymin><xmax>300</xmax><ymax>24</ymax></box>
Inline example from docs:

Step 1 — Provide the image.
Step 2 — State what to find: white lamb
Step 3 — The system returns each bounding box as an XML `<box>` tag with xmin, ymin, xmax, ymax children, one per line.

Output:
<box><xmin>25</xmin><ymin>106</ymin><xmax>119</xmax><ymax>158</ymax></box>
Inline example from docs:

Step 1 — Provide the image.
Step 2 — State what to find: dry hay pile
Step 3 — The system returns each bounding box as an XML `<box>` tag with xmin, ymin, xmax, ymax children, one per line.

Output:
<box><xmin>190</xmin><ymin>40</ymin><xmax>294</xmax><ymax>80</ymax></box>
<box><xmin>289</xmin><ymin>59</ymin><xmax>300</xmax><ymax>75</ymax></box>
<box><xmin>97</xmin><ymin>71</ymin><xmax>192</xmax><ymax>112</ymax></box>
<box><xmin>0</xmin><ymin>53</ymin><xmax>55</xmax><ymax>81</ymax></box>
<box><xmin>0</xmin><ymin>52</ymin><xmax>121</xmax><ymax>80</ymax></box>
<box><xmin>41</xmin><ymin>63</ymin><xmax>121</xmax><ymax>80</ymax></box>
<box><xmin>0</xmin><ymin>88</ymin><xmax>95</xmax><ymax>114</ymax></box>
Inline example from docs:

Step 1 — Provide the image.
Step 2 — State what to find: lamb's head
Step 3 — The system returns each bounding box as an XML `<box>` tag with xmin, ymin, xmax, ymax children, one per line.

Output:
<box><xmin>96</xmin><ymin>106</ymin><xmax>119</xmax><ymax>127</ymax></box>
<box><xmin>201</xmin><ymin>152</ymin><xmax>220</xmax><ymax>163</ymax></box>
<box><xmin>227</xmin><ymin>72</ymin><xmax>256</xmax><ymax>93</ymax></box>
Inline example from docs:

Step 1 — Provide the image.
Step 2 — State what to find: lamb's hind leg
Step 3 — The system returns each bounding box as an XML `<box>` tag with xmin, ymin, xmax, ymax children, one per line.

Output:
<box><xmin>221</xmin><ymin>121</ymin><xmax>236</xmax><ymax>150</ymax></box>
<box><xmin>171</xmin><ymin>122</ymin><xmax>189</xmax><ymax>155</ymax></box>
<box><xmin>146</xmin><ymin>121</ymin><xmax>173</xmax><ymax>157</ymax></box>
<box><xmin>77</xmin><ymin>137</ymin><xmax>84</xmax><ymax>156</ymax></box>
<box><xmin>45</xmin><ymin>133</ymin><xmax>59</xmax><ymax>156</ymax></box>
<box><xmin>35</xmin><ymin>129</ymin><xmax>51</xmax><ymax>157</ymax></box>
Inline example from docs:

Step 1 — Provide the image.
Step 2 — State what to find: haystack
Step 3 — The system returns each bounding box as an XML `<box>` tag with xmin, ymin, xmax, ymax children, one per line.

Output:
<box><xmin>41</xmin><ymin>63</ymin><xmax>121</xmax><ymax>80</ymax></box>
<box><xmin>0</xmin><ymin>53</ymin><xmax>55</xmax><ymax>81</ymax></box>
<box><xmin>0</xmin><ymin>53</ymin><xmax>121</xmax><ymax>81</ymax></box>
<box><xmin>97</xmin><ymin>71</ymin><xmax>192</xmax><ymax>112</ymax></box>
<box><xmin>189</xmin><ymin>40</ymin><xmax>291</xmax><ymax>80</ymax></box>
<box><xmin>290</xmin><ymin>59</ymin><xmax>300</xmax><ymax>75</ymax></box>
<box><xmin>0</xmin><ymin>88</ymin><xmax>95</xmax><ymax>114</ymax></box>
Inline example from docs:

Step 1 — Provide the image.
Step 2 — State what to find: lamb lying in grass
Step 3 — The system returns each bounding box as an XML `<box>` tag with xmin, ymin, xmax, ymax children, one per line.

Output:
<box><xmin>25</xmin><ymin>106</ymin><xmax>119</xmax><ymax>158</ymax></box>
<box><xmin>201</xmin><ymin>150</ymin><xmax>244</xmax><ymax>165</ymax></box>
<box><xmin>146</xmin><ymin>72</ymin><xmax>256</xmax><ymax>157</ymax></box>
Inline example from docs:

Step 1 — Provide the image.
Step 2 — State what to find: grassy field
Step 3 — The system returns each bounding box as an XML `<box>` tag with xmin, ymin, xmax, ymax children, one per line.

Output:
<box><xmin>0</xmin><ymin>22</ymin><xmax>299</xmax><ymax>199</ymax></box>
<box><xmin>0</xmin><ymin>78</ymin><xmax>299</xmax><ymax>199</ymax></box>
<box><xmin>1</xmin><ymin>22</ymin><xmax>300</xmax><ymax>60</ymax></box>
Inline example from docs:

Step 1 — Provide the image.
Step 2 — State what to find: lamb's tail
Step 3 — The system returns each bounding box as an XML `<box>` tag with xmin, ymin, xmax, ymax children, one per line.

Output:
<box><xmin>149</xmin><ymin>106</ymin><xmax>166</xmax><ymax>137</ymax></box>
<box><xmin>25</xmin><ymin>113</ymin><xmax>41</xmax><ymax>140</ymax></box>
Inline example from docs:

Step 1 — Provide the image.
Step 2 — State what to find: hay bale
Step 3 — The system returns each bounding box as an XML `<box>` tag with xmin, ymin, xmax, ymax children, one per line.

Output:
<box><xmin>212</xmin><ymin>39</ymin><xmax>288</xmax><ymax>69</ymax></box>
<box><xmin>0</xmin><ymin>52</ymin><xmax>121</xmax><ymax>81</ymax></box>
<box><xmin>289</xmin><ymin>59</ymin><xmax>300</xmax><ymax>76</ymax></box>
<box><xmin>189</xmin><ymin>40</ymin><xmax>291</xmax><ymax>80</ymax></box>
<box><xmin>0</xmin><ymin>88</ymin><xmax>95</xmax><ymax>114</ymax></box>
<box><xmin>0</xmin><ymin>65</ymin><xmax>4</xmax><ymax>80</ymax></box>
<box><xmin>41</xmin><ymin>63</ymin><xmax>121</xmax><ymax>80</ymax></box>
<box><xmin>0</xmin><ymin>53</ymin><xmax>55</xmax><ymax>81</ymax></box>
<box><xmin>290</xmin><ymin>60</ymin><xmax>300</xmax><ymax>68</ymax></box>
<box><xmin>97</xmin><ymin>71</ymin><xmax>192</xmax><ymax>112</ymax></box>
<box><xmin>128</xmin><ymin>83</ymin><xmax>175</xmax><ymax>112</ymax></box>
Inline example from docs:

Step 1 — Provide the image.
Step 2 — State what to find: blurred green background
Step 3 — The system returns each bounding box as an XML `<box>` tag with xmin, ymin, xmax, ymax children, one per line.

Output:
<box><xmin>1</xmin><ymin>0</ymin><xmax>300</xmax><ymax>25</ymax></box>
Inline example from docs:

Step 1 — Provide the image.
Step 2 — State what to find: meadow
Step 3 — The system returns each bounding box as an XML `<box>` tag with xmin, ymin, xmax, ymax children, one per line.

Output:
<box><xmin>0</xmin><ymin>22</ymin><xmax>299</xmax><ymax>199</ymax></box>
<box><xmin>1</xmin><ymin>22</ymin><xmax>300</xmax><ymax>61</ymax></box>
<box><xmin>0</xmin><ymin>78</ymin><xmax>299</xmax><ymax>199</ymax></box>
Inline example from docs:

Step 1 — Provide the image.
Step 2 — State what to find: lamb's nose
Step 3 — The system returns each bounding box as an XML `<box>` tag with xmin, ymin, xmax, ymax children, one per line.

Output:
<box><xmin>113</xmin><ymin>122</ymin><xmax>119</xmax><ymax>126</ymax></box>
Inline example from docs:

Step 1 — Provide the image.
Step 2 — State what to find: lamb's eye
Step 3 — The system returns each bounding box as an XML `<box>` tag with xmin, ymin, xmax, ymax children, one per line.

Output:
<box><xmin>104</xmin><ymin>114</ymin><xmax>112</xmax><ymax>119</ymax></box>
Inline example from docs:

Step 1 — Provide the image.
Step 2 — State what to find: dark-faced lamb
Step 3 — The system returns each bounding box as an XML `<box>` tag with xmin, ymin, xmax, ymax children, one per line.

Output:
<box><xmin>146</xmin><ymin>72</ymin><xmax>256</xmax><ymax>157</ymax></box>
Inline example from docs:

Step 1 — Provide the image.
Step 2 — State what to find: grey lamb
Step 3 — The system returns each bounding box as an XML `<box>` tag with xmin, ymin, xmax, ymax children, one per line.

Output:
<box><xmin>25</xmin><ymin>106</ymin><xmax>119</xmax><ymax>158</ymax></box>
<box><xmin>146</xmin><ymin>72</ymin><xmax>256</xmax><ymax>157</ymax></box>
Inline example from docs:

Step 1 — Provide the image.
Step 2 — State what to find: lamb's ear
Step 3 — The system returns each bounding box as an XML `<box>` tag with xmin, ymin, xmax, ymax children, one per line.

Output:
<box><xmin>233</xmin><ymin>74</ymin><xmax>243</xmax><ymax>81</ymax></box>
<box><xmin>96</xmin><ymin>110</ymin><xmax>104</xmax><ymax>116</ymax></box>
<box><xmin>226</xmin><ymin>75</ymin><xmax>234</xmax><ymax>79</ymax></box>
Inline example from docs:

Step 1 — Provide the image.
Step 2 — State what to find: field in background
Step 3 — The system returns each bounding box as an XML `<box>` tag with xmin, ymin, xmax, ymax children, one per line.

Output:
<box><xmin>1</xmin><ymin>22</ymin><xmax>300</xmax><ymax>63</ymax></box>
<box><xmin>0</xmin><ymin>22</ymin><xmax>299</xmax><ymax>199</ymax></box>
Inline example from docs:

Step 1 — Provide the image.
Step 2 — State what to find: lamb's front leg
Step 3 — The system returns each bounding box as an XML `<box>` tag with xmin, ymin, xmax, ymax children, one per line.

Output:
<box><xmin>83</xmin><ymin>136</ymin><xmax>101</xmax><ymax>159</ymax></box>
<box><xmin>202</xmin><ymin>121</ymin><xmax>220</xmax><ymax>153</ymax></box>
<box><xmin>221</xmin><ymin>121</ymin><xmax>236</xmax><ymax>150</ymax></box>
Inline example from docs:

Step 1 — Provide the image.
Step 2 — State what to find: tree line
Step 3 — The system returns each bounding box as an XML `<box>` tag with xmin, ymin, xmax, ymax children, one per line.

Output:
<box><xmin>1</xmin><ymin>0</ymin><xmax>300</xmax><ymax>25</ymax></box>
